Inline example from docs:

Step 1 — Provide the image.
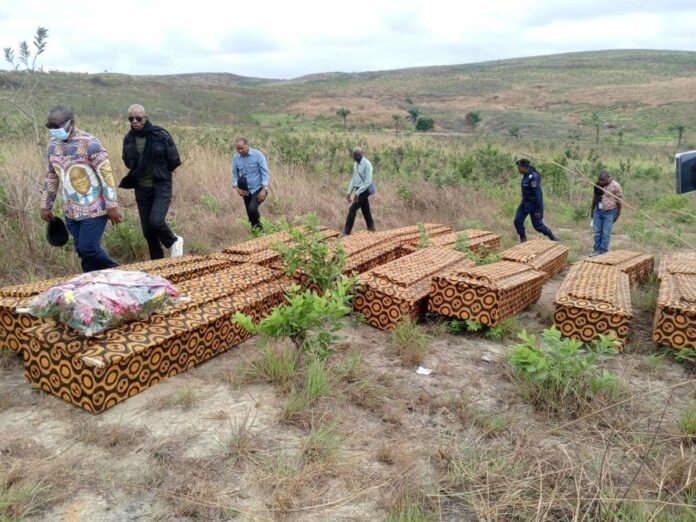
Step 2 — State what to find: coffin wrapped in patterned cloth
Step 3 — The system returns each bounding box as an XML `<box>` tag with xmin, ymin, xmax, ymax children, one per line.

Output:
<box><xmin>20</xmin><ymin>265</ymin><xmax>291</xmax><ymax>413</ymax></box>
<box><xmin>0</xmin><ymin>254</ymin><xmax>239</xmax><ymax>354</ymax></box>
<box><xmin>583</xmin><ymin>250</ymin><xmax>654</xmax><ymax>287</ymax></box>
<box><xmin>354</xmin><ymin>247</ymin><xmax>474</xmax><ymax>330</ymax></box>
<box><xmin>501</xmin><ymin>239</ymin><xmax>569</xmax><ymax>281</ymax></box>
<box><xmin>657</xmin><ymin>251</ymin><xmax>696</xmax><ymax>281</ymax></box>
<box><xmin>652</xmin><ymin>259</ymin><xmax>696</xmax><ymax>350</ymax></box>
<box><xmin>554</xmin><ymin>263</ymin><xmax>632</xmax><ymax>346</ymax></box>
<box><xmin>400</xmin><ymin>229</ymin><xmax>500</xmax><ymax>255</ymax></box>
<box><xmin>428</xmin><ymin>261</ymin><xmax>546</xmax><ymax>326</ymax></box>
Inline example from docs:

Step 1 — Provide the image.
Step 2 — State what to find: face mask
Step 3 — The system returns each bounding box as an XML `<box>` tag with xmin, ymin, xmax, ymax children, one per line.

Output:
<box><xmin>49</xmin><ymin>127</ymin><xmax>69</xmax><ymax>141</ymax></box>
<box><xmin>49</xmin><ymin>120</ymin><xmax>71</xmax><ymax>141</ymax></box>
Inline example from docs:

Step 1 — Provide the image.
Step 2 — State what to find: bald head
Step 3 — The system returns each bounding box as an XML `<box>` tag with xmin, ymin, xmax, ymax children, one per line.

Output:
<box><xmin>235</xmin><ymin>137</ymin><xmax>250</xmax><ymax>156</ymax></box>
<box><xmin>127</xmin><ymin>104</ymin><xmax>148</xmax><ymax>130</ymax></box>
<box><xmin>598</xmin><ymin>169</ymin><xmax>611</xmax><ymax>186</ymax></box>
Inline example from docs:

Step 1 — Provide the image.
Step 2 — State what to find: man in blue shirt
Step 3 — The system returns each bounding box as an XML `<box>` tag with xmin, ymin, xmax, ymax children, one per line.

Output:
<box><xmin>342</xmin><ymin>147</ymin><xmax>376</xmax><ymax>236</ymax></box>
<box><xmin>232</xmin><ymin>137</ymin><xmax>270</xmax><ymax>230</ymax></box>
<box><xmin>513</xmin><ymin>159</ymin><xmax>558</xmax><ymax>243</ymax></box>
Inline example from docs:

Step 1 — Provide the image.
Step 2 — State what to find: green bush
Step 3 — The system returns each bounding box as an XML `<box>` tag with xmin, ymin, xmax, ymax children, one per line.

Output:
<box><xmin>416</xmin><ymin>222</ymin><xmax>432</xmax><ymax>248</ymax></box>
<box><xmin>415</xmin><ymin>117</ymin><xmax>434</xmax><ymax>132</ymax></box>
<box><xmin>272</xmin><ymin>213</ymin><xmax>346</xmax><ymax>292</ymax></box>
<box><xmin>233</xmin><ymin>277</ymin><xmax>354</xmax><ymax>360</ymax></box>
<box><xmin>507</xmin><ymin>327</ymin><xmax>621</xmax><ymax>417</ymax></box>
<box><xmin>102</xmin><ymin>209</ymin><xmax>148</xmax><ymax>262</ymax></box>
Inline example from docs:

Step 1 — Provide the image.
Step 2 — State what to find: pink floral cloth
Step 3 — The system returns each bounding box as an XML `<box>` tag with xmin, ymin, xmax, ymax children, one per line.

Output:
<box><xmin>27</xmin><ymin>270</ymin><xmax>180</xmax><ymax>336</ymax></box>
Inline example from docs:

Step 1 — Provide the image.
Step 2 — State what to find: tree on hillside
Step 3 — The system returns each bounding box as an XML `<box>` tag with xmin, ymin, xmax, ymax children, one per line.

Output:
<box><xmin>465</xmin><ymin>111</ymin><xmax>481</xmax><ymax>129</ymax></box>
<box><xmin>415</xmin><ymin>117</ymin><xmax>434</xmax><ymax>132</ymax></box>
<box><xmin>590</xmin><ymin>111</ymin><xmax>601</xmax><ymax>143</ymax></box>
<box><xmin>669</xmin><ymin>123</ymin><xmax>686</xmax><ymax>148</ymax></box>
<box><xmin>335</xmin><ymin>107</ymin><xmax>351</xmax><ymax>130</ymax></box>
<box><xmin>392</xmin><ymin>113</ymin><xmax>403</xmax><ymax>137</ymax></box>
<box><xmin>407</xmin><ymin>106</ymin><xmax>421</xmax><ymax>125</ymax></box>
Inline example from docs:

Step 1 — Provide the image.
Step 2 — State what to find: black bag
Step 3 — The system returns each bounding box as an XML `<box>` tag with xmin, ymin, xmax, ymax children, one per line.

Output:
<box><xmin>237</xmin><ymin>176</ymin><xmax>248</xmax><ymax>192</ymax></box>
<box><xmin>46</xmin><ymin>217</ymin><xmax>69</xmax><ymax>247</ymax></box>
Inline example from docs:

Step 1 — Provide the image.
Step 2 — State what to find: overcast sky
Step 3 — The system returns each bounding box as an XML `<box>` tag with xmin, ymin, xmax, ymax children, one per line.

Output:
<box><xmin>1</xmin><ymin>0</ymin><xmax>695</xmax><ymax>79</ymax></box>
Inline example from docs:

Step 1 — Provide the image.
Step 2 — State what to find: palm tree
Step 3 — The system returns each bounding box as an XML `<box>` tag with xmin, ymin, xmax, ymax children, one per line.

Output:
<box><xmin>669</xmin><ymin>123</ymin><xmax>686</xmax><ymax>148</ymax></box>
<box><xmin>335</xmin><ymin>108</ymin><xmax>351</xmax><ymax>130</ymax></box>
<box><xmin>392</xmin><ymin>113</ymin><xmax>403</xmax><ymax>136</ymax></box>
<box><xmin>406</xmin><ymin>107</ymin><xmax>421</xmax><ymax>125</ymax></box>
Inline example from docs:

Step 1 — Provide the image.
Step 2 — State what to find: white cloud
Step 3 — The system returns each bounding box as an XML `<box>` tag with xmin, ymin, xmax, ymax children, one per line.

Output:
<box><xmin>0</xmin><ymin>0</ymin><xmax>694</xmax><ymax>78</ymax></box>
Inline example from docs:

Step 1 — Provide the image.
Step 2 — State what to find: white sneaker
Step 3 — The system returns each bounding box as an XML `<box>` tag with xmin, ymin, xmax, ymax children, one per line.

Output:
<box><xmin>170</xmin><ymin>235</ymin><xmax>184</xmax><ymax>257</ymax></box>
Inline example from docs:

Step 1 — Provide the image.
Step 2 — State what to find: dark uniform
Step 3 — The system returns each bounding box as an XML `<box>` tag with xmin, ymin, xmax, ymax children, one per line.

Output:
<box><xmin>513</xmin><ymin>160</ymin><xmax>557</xmax><ymax>242</ymax></box>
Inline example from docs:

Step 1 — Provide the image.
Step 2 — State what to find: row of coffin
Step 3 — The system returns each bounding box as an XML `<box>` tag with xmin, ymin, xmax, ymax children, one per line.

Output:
<box><xmin>0</xmin><ymin>224</ymin><xmax>495</xmax><ymax>413</ymax></box>
<box><xmin>1</xmin><ymin>223</ymin><xmax>690</xmax><ymax>413</ymax></box>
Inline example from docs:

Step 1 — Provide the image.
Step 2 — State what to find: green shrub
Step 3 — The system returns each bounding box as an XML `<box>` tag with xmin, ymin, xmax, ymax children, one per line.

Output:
<box><xmin>415</xmin><ymin>117</ymin><xmax>434</xmax><ymax>132</ymax></box>
<box><xmin>272</xmin><ymin>213</ymin><xmax>346</xmax><ymax>292</ymax></box>
<box><xmin>416</xmin><ymin>222</ymin><xmax>432</xmax><ymax>248</ymax></box>
<box><xmin>454</xmin><ymin>239</ymin><xmax>500</xmax><ymax>265</ymax></box>
<box><xmin>233</xmin><ymin>277</ymin><xmax>354</xmax><ymax>360</ymax></box>
<box><xmin>102</xmin><ymin>209</ymin><xmax>148</xmax><ymax>262</ymax></box>
<box><xmin>301</xmin><ymin>421</ymin><xmax>340</xmax><ymax>463</ymax></box>
<box><xmin>507</xmin><ymin>327</ymin><xmax>621</xmax><ymax>417</ymax></box>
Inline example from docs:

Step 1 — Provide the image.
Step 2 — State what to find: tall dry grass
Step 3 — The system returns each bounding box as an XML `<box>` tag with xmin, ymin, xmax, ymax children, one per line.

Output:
<box><xmin>0</xmin><ymin>129</ymin><xmax>509</xmax><ymax>286</ymax></box>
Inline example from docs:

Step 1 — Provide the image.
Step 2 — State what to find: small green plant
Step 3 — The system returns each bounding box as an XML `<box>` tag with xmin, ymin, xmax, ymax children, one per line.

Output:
<box><xmin>234</xmin><ymin>277</ymin><xmax>354</xmax><ymax>361</ymax></box>
<box><xmin>678</xmin><ymin>402</ymin><xmax>696</xmax><ymax>439</ymax></box>
<box><xmin>416</xmin><ymin>222</ymin><xmax>432</xmax><ymax>248</ymax></box>
<box><xmin>214</xmin><ymin>409</ymin><xmax>258</xmax><ymax>464</ymax></box>
<box><xmin>238</xmin><ymin>216</ymin><xmax>289</xmax><ymax>238</ymax></box>
<box><xmin>301</xmin><ymin>421</ymin><xmax>340</xmax><ymax>463</ymax></box>
<box><xmin>103</xmin><ymin>209</ymin><xmax>148</xmax><ymax>262</ymax></box>
<box><xmin>507</xmin><ymin>327</ymin><xmax>621</xmax><ymax>416</ymax></box>
<box><xmin>198</xmin><ymin>193</ymin><xmax>221</xmax><ymax>214</ymax></box>
<box><xmin>447</xmin><ymin>317</ymin><xmax>517</xmax><ymax>339</ymax></box>
<box><xmin>454</xmin><ymin>238</ymin><xmax>500</xmax><ymax>265</ymax></box>
<box><xmin>390</xmin><ymin>318</ymin><xmax>429</xmax><ymax>366</ymax></box>
<box><xmin>305</xmin><ymin>357</ymin><xmax>330</xmax><ymax>401</ymax></box>
<box><xmin>386</xmin><ymin>489</ymin><xmax>434</xmax><ymax>522</ymax></box>
<box><xmin>245</xmin><ymin>340</ymin><xmax>298</xmax><ymax>389</ymax></box>
<box><xmin>415</xmin><ymin>117</ymin><xmax>434</xmax><ymax>132</ymax></box>
<box><xmin>0</xmin><ymin>478</ymin><xmax>52</xmax><ymax>521</ymax></box>
<box><xmin>273</xmin><ymin>213</ymin><xmax>347</xmax><ymax>292</ymax></box>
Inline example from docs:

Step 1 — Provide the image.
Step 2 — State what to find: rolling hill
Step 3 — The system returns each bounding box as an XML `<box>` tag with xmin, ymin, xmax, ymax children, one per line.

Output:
<box><xmin>2</xmin><ymin>49</ymin><xmax>696</xmax><ymax>142</ymax></box>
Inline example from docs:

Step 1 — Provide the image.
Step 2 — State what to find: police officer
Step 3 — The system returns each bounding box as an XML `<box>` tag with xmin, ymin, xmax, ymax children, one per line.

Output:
<box><xmin>513</xmin><ymin>159</ymin><xmax>559</xmax><ymax>243</ymax></box>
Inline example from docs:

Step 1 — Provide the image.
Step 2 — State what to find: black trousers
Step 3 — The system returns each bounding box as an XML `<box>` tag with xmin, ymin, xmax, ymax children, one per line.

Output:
<box><xmin>343</xmin><ymin>191</ymin><xmax>375</xmax><ymax>235</ymax></box>
<box><xmin>135</xmin><ymin>184</ymin><xmax>178</xmax><ymax>260</ymax></box>
<box><xmin>243</xmin><ymin>189</ymin><xmax>264</xmax><ymax>229</ymax></box>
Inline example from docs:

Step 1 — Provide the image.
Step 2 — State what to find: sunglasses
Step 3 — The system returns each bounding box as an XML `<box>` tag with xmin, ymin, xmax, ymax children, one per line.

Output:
<box><xmin>45</xmin><ymin>119</ymin><xmax>70</xmax><ymax>130</ymax></box>
<box><xmin>128</xmin><ymin>116</ymin><xmax>145</xmax><ymax>122</ymax></box>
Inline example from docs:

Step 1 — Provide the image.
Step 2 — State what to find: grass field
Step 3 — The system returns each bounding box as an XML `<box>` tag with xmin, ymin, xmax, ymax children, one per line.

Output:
<box><xmin>1</xmin><ymin>50</ymin><xmax>695</xmax><ymax>521</ymax></box>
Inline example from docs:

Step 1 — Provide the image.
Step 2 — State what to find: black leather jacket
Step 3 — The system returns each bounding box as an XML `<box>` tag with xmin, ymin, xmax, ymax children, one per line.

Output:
<box><xmin>120</xmin><ymin>127</ymin><xmax>181</xmax><ymax>188</ymax></box>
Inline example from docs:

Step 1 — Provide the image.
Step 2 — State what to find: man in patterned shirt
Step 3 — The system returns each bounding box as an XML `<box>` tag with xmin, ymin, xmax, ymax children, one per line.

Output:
<box><xmin>40</xmin><ymin>105</ymin><xmax>123</xmax><ymax>272</ymax></box>
<box><xmin>590</xmin><ymin>169</ymin><xmax>623</xmax><ymax>256</ymax></box>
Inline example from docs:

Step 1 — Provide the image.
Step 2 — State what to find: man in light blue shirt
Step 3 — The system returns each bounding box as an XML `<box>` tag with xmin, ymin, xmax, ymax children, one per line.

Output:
<box><xmin>232</xmin><ymin>137</ymin><xmax>270</xmax><ymax>230</ymax></box>
<box><xmin>342</xmin><ymin>147</ymin><xmax>376</xmax><ymax>236</ymax></box>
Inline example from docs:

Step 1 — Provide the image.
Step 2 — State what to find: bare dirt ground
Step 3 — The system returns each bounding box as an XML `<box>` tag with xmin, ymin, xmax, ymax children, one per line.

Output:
<box><xmin>1</xmin><ymin>271</ymin><xmax>694</xmax><ymax>521</ymax></box>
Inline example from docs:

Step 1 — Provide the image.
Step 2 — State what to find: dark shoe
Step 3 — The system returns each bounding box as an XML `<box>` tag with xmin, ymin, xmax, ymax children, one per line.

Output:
<box><xmin>340</xmin><ymin>231</ymin><xmax>349</xmax><ymax>237</ymax></box>
<box><xmin>368</xmin><ymin>228</ymin><xmax>376</xmax><ymax>232</ymax></box>
<box><xmin>519</xmin><ymin>236</ymin><xmax>527</xmax><ymax>243</ymax></box>
<box><xmin>550</xmin><ymin>234</ymin><xmax>560</xmax><ymax>242</ymax></box>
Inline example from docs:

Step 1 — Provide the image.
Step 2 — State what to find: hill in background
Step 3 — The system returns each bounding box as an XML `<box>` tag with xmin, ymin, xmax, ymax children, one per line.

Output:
<box><xmin>2</xmin><ymin>49</ymin><xmax>696</xmax><ymax>142</ymax></box>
